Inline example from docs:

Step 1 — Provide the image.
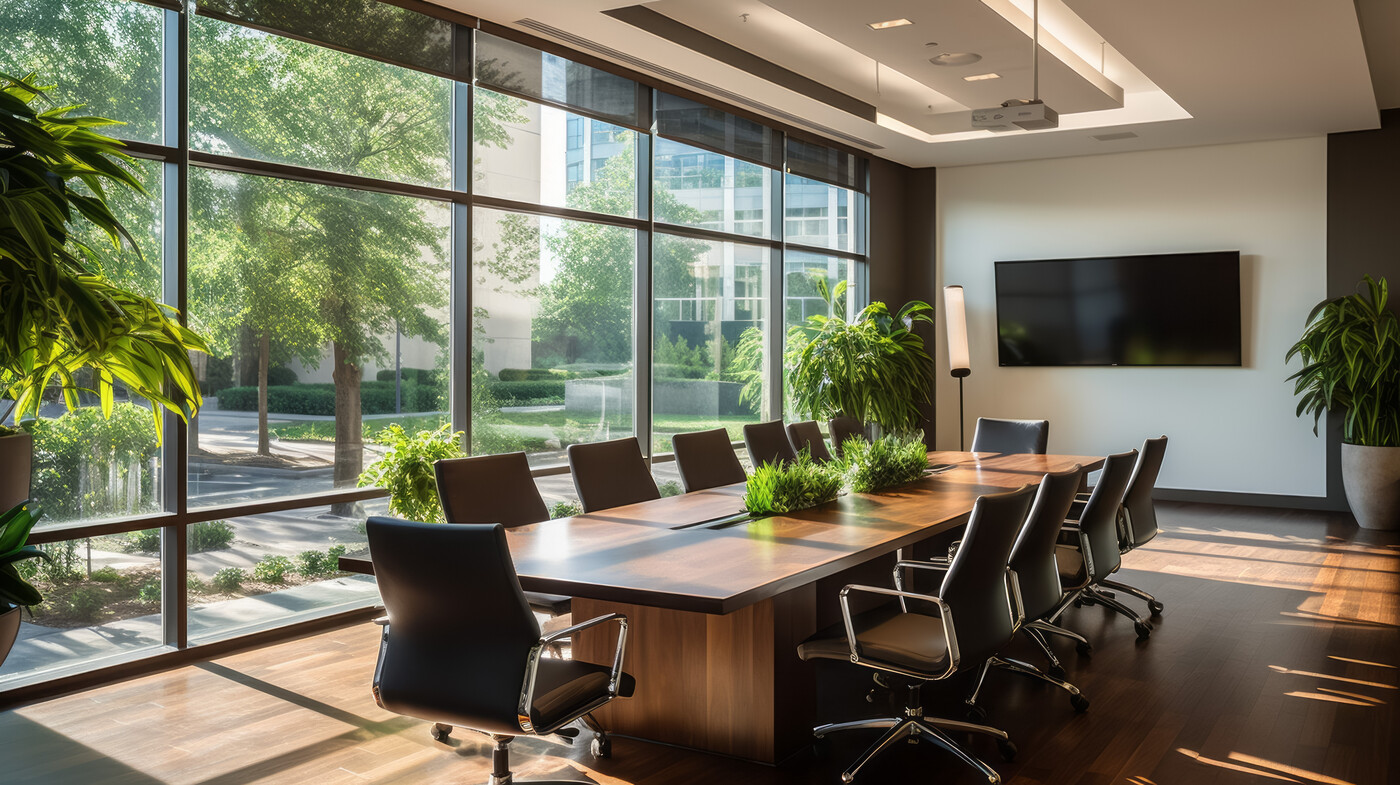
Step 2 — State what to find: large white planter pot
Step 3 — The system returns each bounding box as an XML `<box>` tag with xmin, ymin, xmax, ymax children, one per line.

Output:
<box><xmin>1340</xmin><ymin>443</ymin><xmax>1400</xmax><ymax>531</ymax></box>
<box><xmin>0</xmin><ymin>431</ymin><xmax>32</xmax><ymax>511</ymax></box>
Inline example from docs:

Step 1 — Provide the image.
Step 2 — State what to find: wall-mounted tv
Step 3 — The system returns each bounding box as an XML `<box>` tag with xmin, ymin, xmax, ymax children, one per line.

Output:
<box><xmin>994</xmin><ymin>251</ymin><xmax>1242</xmax><ymax>367</ymax></box>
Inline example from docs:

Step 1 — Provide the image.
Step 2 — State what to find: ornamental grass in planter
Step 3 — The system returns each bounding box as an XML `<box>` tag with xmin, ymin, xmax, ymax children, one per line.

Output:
<box><xmin>742</xmin><ymin>452</ymin><xmax>845</xmax><ymax>517</ymax></box>
<box><xmin>841</xmin><ymin>433</ymin><xmax>931</xmax><ymax>494</ymax></box>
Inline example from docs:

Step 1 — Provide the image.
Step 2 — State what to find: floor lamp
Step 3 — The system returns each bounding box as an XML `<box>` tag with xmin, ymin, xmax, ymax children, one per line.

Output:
<box><xmin>943</xmin><ymin>285</ymin><xmax>971</xmax><ymax>450</ymax></box>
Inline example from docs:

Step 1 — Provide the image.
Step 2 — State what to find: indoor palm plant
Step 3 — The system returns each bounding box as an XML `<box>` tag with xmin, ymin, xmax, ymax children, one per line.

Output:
<box><xmin>788</xmin><ymin>277</ymin><xmax>936</xmax><ymax>436</ymax></box>
<box><xmin>0</xmin><ymin>501</ymin><xmax>48</xmax><ymax>668</ymax></box>
<box><xmin>0</xmin><ymin>73</ymin><xmax>208</xmax><ymax>508</ymax></box>
<box><xmin>1286</xmin><ymin>274</ymin><xmax>1400</xmax><ymax>530</ymax></box>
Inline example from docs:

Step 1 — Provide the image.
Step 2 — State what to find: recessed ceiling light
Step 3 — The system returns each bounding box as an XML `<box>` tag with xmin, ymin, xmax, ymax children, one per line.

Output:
<box><xmin>963</xmin><ymin>73</ymin><xmax>1001</xmax><ymax>82</ymax></box>
<box><xmin>867</xmin><ymin>18</ymin><xmax>913</xmax><ymax>30</ymax></box>
<box><xmin>929</xmin><ymin>52</ymin><xmax>982</xmax><ymax>66</ymax></box>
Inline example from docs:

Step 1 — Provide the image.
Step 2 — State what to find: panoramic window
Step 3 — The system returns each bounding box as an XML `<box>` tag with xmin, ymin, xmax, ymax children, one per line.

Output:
<box><xmin>784</xmin><ymin>174</ymin><xmax>857</xmax><ymax>252</ymax></box>
<box><xmin>655</xmin><ymin>138</ymin><xmax>771</xmax><ymax>237</ymax></box>
<box><xmin>784</xmin><ymin>251</ymin><xmax>861</xmax><ymax>418</ymax></box>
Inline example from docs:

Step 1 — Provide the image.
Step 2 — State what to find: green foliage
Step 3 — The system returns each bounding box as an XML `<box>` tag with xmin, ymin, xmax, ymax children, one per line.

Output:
<box><xmin>374</xmin><ymin>367</ymin><xmax>439</xmax><ymax>384</ymax></box>
<box><xmin>841</xmin><ymin>434</ymin><xmax>930</xmax><ymax>494</ymax></box>
<box><xmin>218</xmin><ymin>380</ymin><xmax>446</xmax><ymax>416</ymax></box>
<box><xmin>357</xmin><ymin>423</ymin><xmax>464</xmax><ymax>523</ymax></box>
<box><xmin>658</xmin><ymin>480</ymin><xmax>683</xmax><ymax>498</ymax></box>
<box><xmin>136</xmin><ymin>578</ymin><xmax>160</xmax><ymax>604</ymax></box>
<box><xmin>252</xmin><ymin>555</ymin><xmax>293</xmax><ymax>584</ymax></box>
<box><xmin>212</xmin><ymin>567</ymin><xmax>246</xmax><ymax>593</ymax></box>
<box><xmin>549</xmin><ymin>500</ymin><xmax>583</xmax><ymax>519</ymax></box>
<box><xmin>788</xmin><ymin>278</ymin><xmax>935</xmax><ymax>435</ymax></box>
<box><xmin>29</xmin><ymin>402</ymin><xmax>159</xmax><ymax>521</ymax></box>
<box><xmin>497</xmin><ymin>368</ymin><xmax>574</xmax><ymax>382</ymax></box>
<box><xmin>89</xmin><ymin>566</ymin><xmax>123</xmax><ymax>584</ymax></box>
<box><xmin>187</xmin><ymin>573</ymin><xmax>206</xmax><ymax>594</ymax></box>
<box><xmin>1286</xmin><ymin>275</ymin><xmax>1400</xmax><ymax>447</ymax></box>
<box><xmin>34</xmin><ymin>539</ymin><xmax>81</xmax><ymax>584</ymax></box>
<box><xmin>295</xmin><ymin>550</ymin><xmax>327</xmax><ymax>577</ymax></box>
<box><xmin>0</xmin><ymin>502</ymin><xmax>50</xmax><ymax>608</ymax></box>
<box><xmin>124</xmin><ymin>528</ymin><xmax>160</xmax><ymax>553</ymax></box>
<box><xmin>189</xmin><ymin>521</ymin><xmax>235</xmax><ymax>553</ymax></box>
<box><xmin>742</xmin><ymin>453</ymin><xmax>845</xmax><ymax>516</ymax></box>
<box><xmin>266</xmin><ymin>365</ymin><xmax>298</xmax><ymax>386</ymax></box>
<box><xmin>0</xmin><ymin>73</ymin><xmax>208</xmax><ymax>439</ymax></box>
<box><xmin>482</xmin><ymin>379</ymin><xmax>567</xmax><ymax>404</ymax></box>
<box><xmin>67</xmin><ymin>585</ymin><xmax>106</xmax><ymax>621</ymax></box>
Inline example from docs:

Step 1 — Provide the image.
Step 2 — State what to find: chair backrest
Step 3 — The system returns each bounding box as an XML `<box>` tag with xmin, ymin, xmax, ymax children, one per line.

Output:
<box><xmin>828</xmin><ymin>416</ymin><xmax>869</xmax><ymax>459</ymax></box>
<box><xmin>970</xmin><ymin>417</ymin><xmax>1049</xmax><ymax>454</ymax></box>
<box><xmin>567</xmin><ymin>437</ymin><xmax>661</xmax><ymax>513</ymax></box>
<box><xmin>1077</xmin><ymin>449</ymin><xmax>1138</xmax><ymax>582</ymax></box>
<box><xmin>435</xmin><ymin>452</ymin><xmax>549</xmax><ymax>527</ymax></box>
<box><xmin>743</xmin><ymin>420</ymin><xmax>797</xmax><ymax>469</ymax></box>
<box><xmin>1122</xmin><ymin>436</ymin><xmax>1168</xmax><ymax>548</ymax></box>
<box><xmin>671</xmin><ymin>428</ymin><xmax>746</xmax><ymax>492</ymax></box>
<box><xmin>940</xmin><ymin>484</ymin><xmax>1036</xmax><ymax>665</ymax></box>
<box><xmin>786</xmin><ymin>420</ymin><xmax>833</xmax><ymax>463</ymax></box>
<box><xmin>1008</xmin><ymin>466</ymin><xmax>1084</xmax><ymax>621</ymax></box>
<box><xmin>368</xmin><ymin>518</ymin><xmax>539</xmax><ymax>736</ymax></box>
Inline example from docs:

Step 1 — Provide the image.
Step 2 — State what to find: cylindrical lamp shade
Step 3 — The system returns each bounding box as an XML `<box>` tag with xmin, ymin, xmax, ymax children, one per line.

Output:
<box><xmin>944</xmin><ymin>285</ymin><xmax>971</xmax><ymax>378</ymax></box>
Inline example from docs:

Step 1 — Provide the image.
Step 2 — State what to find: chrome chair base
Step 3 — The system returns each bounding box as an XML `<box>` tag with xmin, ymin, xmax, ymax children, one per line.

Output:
<box><xmin>1100</xmin><ymin>578</ymin><xmax>1165</xmax><ymax>616</ymax></box>
<box><xmin>1082</xmin><ymin>585</ymin><xmax>1155</xmax><ymax>639</ymax></box>
<box><xmin>814</xmin><ymin>712</ymin><xmax>1011</xmax><ymax>784</ymax></box>
<box><xmin>964</xmin><ymin>656</ymin><xmax>1090</xmax><ymax>714</ymax></box>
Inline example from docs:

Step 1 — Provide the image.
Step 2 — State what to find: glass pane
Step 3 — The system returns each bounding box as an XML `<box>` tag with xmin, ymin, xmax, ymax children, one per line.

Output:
<box><xmin>653</xmin><ymin>235</ymin><xmax>768</xmax><ymax>453</ymax></box>
<box><xmin>783</xmin><ymin>251</ymin><xmax>861</xmax><ymax>419</ymax></box>
<box><xmin>187</xmin><ymin>169</ymin><xmax>450</xmax><ymax>506</ymax></box>
<box><xmin>187</xmin><ymin>506</ymin><xmax>378</xmax><ymax>644</ymax></box>
<box><xmin>655</xmin><ymin>138</ymin><xmax>771</xmax><ymax>238</ymax></box>
<box><xmin>472</xmin><ymin>207</ymin><xmax>636</xmax><ymax>467</ymax></box>
<box><xmin>786</xmin><ymin>136</ymin><xmax>862</xmax><ymax>192</ymax></box>
<box><xmin>190</xmin><ymin>13</ymin><xmax>452</xmax><ymax>188</ymax></box>
<box><xmin>24</xmin><ymin>158</ymin><xmax>164</xmax><ymax>527</ymax></box>
<box><xmin>195</xmin><ymin>0</ymin><xmax>454</xmax><ymax>78</ymax></box>
<box><xmin>475</xmin><ymin>30</ymin><xmax>644</xmax><ymax>128</ymax></box>
<box><xmin>785</xmin><ymin>174</ymin><xmax>858</xmax><ymax>252</ymax></box>
<box><xmin>474</xmin><ymin>88</ymin><xmax>637</xmax><ymax>218</ymax></box>
<box><xmin>655</xmin><ymin>92</ymin><xmax>779</xmax><ymax>169</ymax></box>
<box><xmin>0</xmin><ymin>0</ymin><xmax>163</xmax><ymax>144</ymax></box>
<box><xmin>0</xmin><ymin>533</ymin><xmax>164</xmax><ymax>685</ymax></box>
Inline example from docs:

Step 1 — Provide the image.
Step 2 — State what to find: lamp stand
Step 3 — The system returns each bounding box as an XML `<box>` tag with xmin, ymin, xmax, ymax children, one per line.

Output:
<box><xmin>958</xmin><ymin>376</ymin><xmax>965</xmax><ymax>451</ymax></box>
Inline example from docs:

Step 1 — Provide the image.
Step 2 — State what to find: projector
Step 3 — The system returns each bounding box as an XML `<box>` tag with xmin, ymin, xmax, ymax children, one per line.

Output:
<box><xmin>972</xmin><ymin>99</ymin><xmax>1058</xmax><ymax>132</ymax></box>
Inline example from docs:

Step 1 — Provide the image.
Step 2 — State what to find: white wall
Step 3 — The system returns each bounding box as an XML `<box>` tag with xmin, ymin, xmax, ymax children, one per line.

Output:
<box><xmin>935</xmin><ymin>137</ymin><xmax>1328</xmax><ymax>497</ymax></box>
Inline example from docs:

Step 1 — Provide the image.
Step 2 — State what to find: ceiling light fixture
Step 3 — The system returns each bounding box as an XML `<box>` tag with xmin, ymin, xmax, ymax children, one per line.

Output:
<box><xmin>867</xmin><ymin>18</ymin><xmax>912</xmax><ymax>30</ymax></box>
<box><xmin>963</xmin><ymin>73</ymin><xmax>1001</xmax><ymax>82</ymax></box>
<box><xmin>929</xmin><ymin>52</ymin><xmax>982</xmax><ymax>66</ymax></box>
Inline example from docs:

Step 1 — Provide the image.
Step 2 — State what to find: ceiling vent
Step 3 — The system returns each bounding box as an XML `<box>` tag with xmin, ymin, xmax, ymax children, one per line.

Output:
<box><xmin>1092</xmin><ymin>131</ymin><xmax>1139</xmax><ymax>142</ymax></box>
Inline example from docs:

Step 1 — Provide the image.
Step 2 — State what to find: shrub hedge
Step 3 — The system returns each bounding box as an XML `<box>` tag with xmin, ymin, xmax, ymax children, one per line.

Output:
<box><xmin>482</xmin><ymin>379</ymin><xmax>567</xmax><ymax>402</ymax></box>
<box><xmin>497</xmin><ymin>368</ymin><xmax>574</xmax><ymax>382</ymax></box>
<box><xmin>219</xmin><ymin>380</ymin><xmax>446</xmax><ymax>416</ymax></box>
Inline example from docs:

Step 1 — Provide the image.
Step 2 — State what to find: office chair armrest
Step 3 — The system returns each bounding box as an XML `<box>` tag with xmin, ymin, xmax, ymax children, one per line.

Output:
<box><xmin>518</xmin><ymin>612</ymin><xmax>631</xmax><ymax>735</ymax></box>
<box><xmin>372</xmin><ymin>616</ymin><xmax>390</xmax><ymax>626</ymax></box>
<box><xmin>839</xmin><ymin>583</ymin><xmax>959</xmax><ymax>680</ymax></box>
<box><xmin>1007</xmin><ymin>567</ymin><xmax>1025</xmax><ymax>629</ymax></box>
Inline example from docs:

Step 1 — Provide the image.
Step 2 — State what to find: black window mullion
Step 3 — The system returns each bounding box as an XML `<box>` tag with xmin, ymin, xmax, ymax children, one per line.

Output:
<box><xmin>635</xmin><ymin>131</ymin><xmax>654</xmax><ymax>461</ymax></box>
<box><xmin>452</xmin><ymin>78</ymin><xmax>472</xmax><ymax>453</ymax></box>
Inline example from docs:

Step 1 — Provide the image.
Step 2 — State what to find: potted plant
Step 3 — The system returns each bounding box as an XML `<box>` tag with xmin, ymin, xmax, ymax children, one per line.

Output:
<box><xmin>788</xmin><ymin>277</ymin><xmax>936</xmax><ymax>436</ymax></box>
<box><xmin>0</xmin><ymin>501</ymin><xmax>49</xmax><ymax>668</ymax></box>
<box><xmin>0</xmin><ymin>73</ymin><xmax>208</xmax><ymax>509</ymax></box>
<box><xmin>1287</xmin><ymin>274</ymin><xmax>1400</xmax><ymax>530</ymax></box>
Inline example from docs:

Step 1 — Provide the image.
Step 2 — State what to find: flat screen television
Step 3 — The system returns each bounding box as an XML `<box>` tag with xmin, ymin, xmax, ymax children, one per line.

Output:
<box><xmin>994</xmin><ymin>251</ymin><xmax>1242</xmax><ymax>367</ymax></box>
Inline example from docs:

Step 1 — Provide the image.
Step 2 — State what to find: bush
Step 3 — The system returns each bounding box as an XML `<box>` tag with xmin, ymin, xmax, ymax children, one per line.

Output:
<box><xmin>658</xmin><ymin>481</ymin><xmax>683</xmax><ymax>498</ymax></box>
<box><xmin>67</xmin><ymin>586</ymin><xmax>106</xmax><ymax>621</ymax></box>
<box><xmin>358</xmin><ymin>423</ymin><xmax>464</xmax><ymax>523</ymax></box>
<box><xmin>841</xmin><ymin>434</ymin><xmax>931</xmax><ymax>494</ymax></box>
<box><xmin>212</xmin><ymin>567</ymin><xmax>246</xmax><ymax>593</ymax></box>
<box><xmin>219</xmin><ymin>380</ymin><xmax>447</xmax><ymax>416</ymax></box>
<box><xmin>253</xmin><ymin>555</ymin><xmax>293</xmax><ymax>584</ymax></box>
<box><xmin>124</xmin><ymin>528</ymin><xmax>161</xmax><ymax>553</ymax></box>
<box><xmin>375</xmin><ymin>367</ymin><xmax>438</xmax><ymax>384</ymax></box>
<box><xmin>89</xmin><ymin>566</ymin><xmax>124</xmax><ymax>583</ymax></box>
<box><xmin>137</xmin><ymin>578</ymin><xmax>161</xmax><ymax>604</ymax></box>
<box><xmin>187</xmin><ymin>574</ymin><xmax>206</xmax><ymax>594</ymax></box>
<box><xmin>296</xmin><ymin>550</ymin><xmax>328</xmax><ymax>577</ymax></box>
<box><xmin>498</xmin><ymin>368</ymin><xmax>573</xmax><ymax>382</ymax></box>
<box><xmin>743</xmin><ymin>452</ymin><xmax>845</xmax><ymax>516</ymax></box>
<box><xmin>189</xmin><ymin>521</ymin><xmax>236</xmax><ymax>553</ymax></box>
<box><xmin>653</xmin><ymin>363</ymin><xmax>708</xmax><ymax>381</ymax></box>
<box><xmin>482</xmin><ymin>379</ymin><xmax>567</xmax><ymax>403</ymax></box>
<box><xmin>28</xmin><ymin>403</ymin><xmax>159</xmax><ymax>523</ymax></box>
<box><xmin>549</xmin><ymin>500</ymin><xmax>583</xmax><ymax>519</ymax></box>
<box><xmin>267</xmin><ymin>365</ymin><xmax>298</xmax><ymax>386</ymax></box>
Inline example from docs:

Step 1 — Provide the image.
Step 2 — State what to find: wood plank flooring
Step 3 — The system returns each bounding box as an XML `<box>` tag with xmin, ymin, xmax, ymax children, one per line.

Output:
<box><xmin>1</xmin><ymin>501</ymin><xmax>1395</xmax><ymax>785</ymax></box>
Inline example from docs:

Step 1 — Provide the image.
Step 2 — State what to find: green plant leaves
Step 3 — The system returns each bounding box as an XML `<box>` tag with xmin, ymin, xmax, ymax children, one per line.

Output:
<box><xmin>742</xmin><ymin>452</ymin><xmax>845</xmax><ymax>516</ymax></box>
<box><xmin>842</xmin><ymin>433</ymin><xmax>929</xmax><ymax>494</ymax></box>
<box><xmin>0</xmin><ymin>501</ymin><xmax>48</xmax><ymax>608</ymax></box>
<box><xmin>357</xmin><ymin>423</ymin><xmax>465</xmax><ymax>523</ymax></box>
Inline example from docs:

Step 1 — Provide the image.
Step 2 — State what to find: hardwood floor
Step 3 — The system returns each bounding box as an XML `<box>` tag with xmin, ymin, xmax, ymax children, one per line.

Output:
<box><xmin>2</xmin><ymin>502</ymin><xmax>1395</xmax><ymax>785</ymax></box>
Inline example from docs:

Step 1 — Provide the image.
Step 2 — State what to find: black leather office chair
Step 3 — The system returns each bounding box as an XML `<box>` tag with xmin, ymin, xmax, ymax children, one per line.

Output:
<box><xmin>797</xmin><ymin>485</ymin><xmax>1035</xmax><ymax>784</ymax></box>
<box><xmin>1049</xmin><ymin>449</ymin><xmax>1153</xmax><ymax>639</ymax></box>
<box><xmin>959</xmin><ymin>466</ymin><xmax>1090</xmax><ymax>717</ymax></box>
<box><xmin>828</xmin><ymin>416</ymin><xmax>868</xmax><ymax>459</ymax></box>
<box><xmin>1096</xmin><ymin>436</ymin><xmax>1169</xmax><ymax>616</ymax></box>
<box><xmin>786</xmin><ymin>420</ymin><xmax>834</xmax><ymax>463</ymax></box>
<box><xmin>743</xmin><ymin>419</ymin><xmax>796</xmax><ymax>468</ymax></box>
<box><xmin>971</xmin><ymin>418</ymin><xmax>1050</xmax><ymax>454</ymax></box>
<box><xmin>671</xmin><ymin>428</ymin><xmax>746</xmax><ymax>492</ymax></box>
<box><xmin>367</xmin><ymin>518</ymin><xmax>635</xmax><ymax>779</ymax></box>
<box><xmin>435</xmin><ymin>452</ymin><xmax>571</xmax><ymax>617</ymax></box>
<box><xmin>567</xmin><ymin>437</ymin><xmax>661</xmax><ymax>513</ymax></box>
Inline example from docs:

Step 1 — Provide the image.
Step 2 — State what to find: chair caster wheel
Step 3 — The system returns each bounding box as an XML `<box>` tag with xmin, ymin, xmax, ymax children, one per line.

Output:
<box><xmin>1070</xmin><ymin>694</ymin><xmax>1090</xmax><ymax>713</ymax></box>
<box><xmin>1047</xmin><ymin>664</ymin><xmax>1066</xmax><ymax>679</ymax></box>
<box><xmin>1148</xmin><ymin>600</ymin><xmax>1164</xmax><ymax>616</ymax></box>
<box><xmin>429</xmin><ymin>723</ymin><xmax>452</xmax><ymax>742</ymax></box>
<box><xmin>591</xmin><ymin>736</ymin><xmax>611</xmax><ymax>759</ymax></box>
<box><xmin>1075</xmin><ymin>641</ymin><xmax>1092</xmax><ymax>657</ymax></box>
<box><xmin>1072</xmin><ymin>598</ymin><xmax>1086</xmax><ymax>608</ymax></box>
<box><xmin>997</xmin><ymin>739</ymin><xmax>1017</xmax><ymax>761</ymax></box>
<box><xmin>865</xmin><ymin>689</ymin><xmax>879</xmax><ymax>703</ymax></box>
<box><xmin>965</xmin><ymin>703</ymin><xmax>988</xmax><ymax>722</ymax></box>
<box><xmin>1135</xmin><ymin>621</ymin><xmax>1152</xmax><ymax>640</ymax></box>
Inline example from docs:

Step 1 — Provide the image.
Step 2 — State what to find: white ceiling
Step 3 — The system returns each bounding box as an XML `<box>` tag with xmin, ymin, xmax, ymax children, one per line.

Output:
<box><xmin>434</xmin><ymin>0</ymin><xmax>1391</xmax><ymax>169</ymax></box>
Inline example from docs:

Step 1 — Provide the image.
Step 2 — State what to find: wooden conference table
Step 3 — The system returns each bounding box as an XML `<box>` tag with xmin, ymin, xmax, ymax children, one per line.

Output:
<box><xmin>340</xmin><ymin>450</ymin><xmax>1102</xmax><ymax>764</ymax></box>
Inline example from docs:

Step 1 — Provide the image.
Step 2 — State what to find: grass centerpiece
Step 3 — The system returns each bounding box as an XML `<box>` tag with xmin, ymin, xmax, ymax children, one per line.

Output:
<box><xmin>742</xmin><ymin>452</ymin><xmax>845</xmax><ymax>517</ymax></box>
<box><xmin>841</xmin><ymin>433</ymin><xmax>930</xmax><ymax>493</ymax></box>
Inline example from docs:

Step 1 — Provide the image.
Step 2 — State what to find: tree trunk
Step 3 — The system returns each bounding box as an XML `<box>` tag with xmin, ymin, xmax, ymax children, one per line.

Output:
<box><xmin>257</xmin><ymin>330</ymin><xmax>270</xmax><ymax>456</ymax></box>
<box><xmin>189</xmin><ymin>349</ymin><xmax>205</xmax><ymax>453</ymax></box>
<box><xmin>330</xmin><ymin>340</ymin><xmax>363</xmax><ymax>517</ymax></box>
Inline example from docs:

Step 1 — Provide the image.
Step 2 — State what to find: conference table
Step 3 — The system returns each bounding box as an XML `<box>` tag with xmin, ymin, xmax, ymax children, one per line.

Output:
<box><xmin>340</xmin><ymin>450</ymin><xmax>1102</xmax><ymax>764</ymax></box>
